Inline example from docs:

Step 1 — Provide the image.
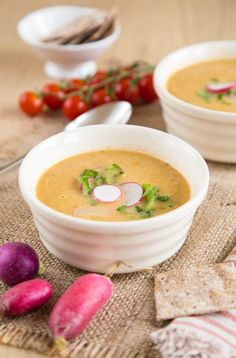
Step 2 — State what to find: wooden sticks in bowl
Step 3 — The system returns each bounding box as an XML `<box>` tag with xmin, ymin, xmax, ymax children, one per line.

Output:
<box><xmin>42</xmin><ymin>10</ymin><xmax>116</xmax><ymax>45</ymax></box>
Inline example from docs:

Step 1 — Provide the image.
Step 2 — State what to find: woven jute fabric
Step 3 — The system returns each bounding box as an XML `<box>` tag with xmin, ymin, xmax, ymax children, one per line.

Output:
<box><xmin>0</xmin><ymin>127</ymin><xmax>236</xmax><ymax>357</ymax></box>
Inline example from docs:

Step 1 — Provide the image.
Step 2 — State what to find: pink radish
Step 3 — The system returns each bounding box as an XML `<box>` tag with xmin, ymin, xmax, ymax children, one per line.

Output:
<box><xmin>0</xmin><ymin>278</ymin><xmax>53</xmax><ymax>316</ymax></box>
<box><xmin>207</xmin><ymin>82</ymin><xmax>236</xmax><ymax>94</ymax></box>
<box><xmin>119</xmin><ymin>182</ymin><xmax>143</xmax><ymax>207</ymax></box>
<box><xmin>49</xmin><ymin>274</ymin><xmax>113</xmax><ymax>341</ymax></box>
<box><xmin>93</xmin><ymin>184</ymin><xmax>122</xmax><ymax>203</ymax></box>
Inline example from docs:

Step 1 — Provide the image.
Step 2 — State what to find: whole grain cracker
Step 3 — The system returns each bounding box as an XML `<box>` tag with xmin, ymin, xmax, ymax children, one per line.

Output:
<box><xmin>154</xmin><ymin>262</ymin><xmax>236</xmax><ymax>321</ymax></box>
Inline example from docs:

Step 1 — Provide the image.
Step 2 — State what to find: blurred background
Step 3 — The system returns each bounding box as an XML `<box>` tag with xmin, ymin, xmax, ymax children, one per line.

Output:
<box><xmin>0</xmin><ymin>0</ymin><xmax>236</xmax><ymax>162</ymax></box>
<box><xmin>1</xmin><ymin>0</ymin><xmax>236</xmax><ymax>91</ymax></box>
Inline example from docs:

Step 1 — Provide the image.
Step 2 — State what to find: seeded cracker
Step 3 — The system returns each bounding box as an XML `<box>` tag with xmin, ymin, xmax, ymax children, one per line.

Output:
<box><xmin>154</xmin><ymin>262</ymin><xmax>236</xmax><ymax>321</ymax></box>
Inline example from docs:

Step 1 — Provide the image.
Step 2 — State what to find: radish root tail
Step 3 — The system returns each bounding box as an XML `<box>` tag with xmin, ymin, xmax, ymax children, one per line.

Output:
<box><xmin>105</xmin><ymin>260</ymin><xmax>153</xmax><ymax>277</ymax></box>
<box><xmin>53</xmin><ymin>338</ymin><xmax>67</xmax><ymax>353</ymax></box>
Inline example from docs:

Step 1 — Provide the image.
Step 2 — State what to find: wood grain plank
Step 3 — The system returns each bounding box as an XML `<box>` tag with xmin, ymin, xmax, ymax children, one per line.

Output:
<box><xmin>181</xmin><ymin>0</ymin><xmax>223</xmax><ymax>43</ymax></box>
<box><xmin>222</xmin><ymin>0</ymin><xmax>236</xmax><ymax>39</ymax></box>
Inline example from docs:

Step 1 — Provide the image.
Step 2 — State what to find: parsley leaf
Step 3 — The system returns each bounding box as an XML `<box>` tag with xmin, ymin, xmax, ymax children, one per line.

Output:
<box><xmin>116</xmin><ymin>205</ymin><xmax>127</xmax><ymax>213</ymax></box>
<box><xmin>105</xmin><ymin>163</ymin><xmax>124</xmax><ymax>184</ymax></box>
<box><xmin>80</xmin><ymin>169</ymin><xmax>98</xmax><ymax>178</ymax></box>
<box><xmin>157</xmin><ymin>195</ymin><xmax>169</xmax><ymax>202</ymax></box>
<box><xmin>142</xmin><ymin>183</ymin><xmax>159</xmax><ymax>210</ymax></box>
<box><xmin>80</xmin><ymin>177</ymin><xmax>92</xmax><ymax>195</ymax></box>
<box><xmin>140</xmin><ymin>209</ymin><xmax>154</xmax><ymax>219</ymax></box>
<box><xmin>135</xmin><ymin>206</ymin><xmax>143</xmax><ymax>213</ymax></box>
<box><xmin>196</xmin><ymin>89</ymin><xmax>212</xmax><ymax>103</ymax></box>
<box><xmin>79</xmin><ymin>169</ymin><xmax>98</xmax><ymax>195</ymax></box>
<box><xmin>216</xmin><ymin>93</ymin><xmax>230</xmax><ymax>105</ymax></box>
<box><xmin>95</xmin><ymin>175</ymin><xmax>106</xmax><ymax>186</ymax></box>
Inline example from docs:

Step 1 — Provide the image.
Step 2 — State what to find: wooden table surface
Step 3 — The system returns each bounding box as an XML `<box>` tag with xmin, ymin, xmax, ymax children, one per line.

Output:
<box><xmin>1</xmin><ymin>0</ymin><xmax>236</xmax><ymax>356</ymax></box>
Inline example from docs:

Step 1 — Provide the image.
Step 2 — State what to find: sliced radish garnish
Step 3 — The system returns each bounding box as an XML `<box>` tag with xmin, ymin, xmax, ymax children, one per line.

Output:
<box><xmin>119</xmin><ymin>182</ymin><xmax>143</xmax><ymax>207</ymax></box>
<box><xmin>207</xmin><ymin>82</ymin><xmax>236</xmax><ymax>94</ymax></box>
<box><xmin>93</xmin><ymin>185</ymin><xmax>122</xmax><ymax>203</ymax></box>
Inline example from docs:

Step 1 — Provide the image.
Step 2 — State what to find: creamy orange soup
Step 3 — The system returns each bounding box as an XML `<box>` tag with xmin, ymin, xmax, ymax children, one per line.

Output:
<box><xmin>37</xmin><ymin>150</ymin><xmax>190</xmax><ymax>221</ymax></box>
<box><xmin>167</xmin><ymin>59</ymin><xmax>236</xmax><ymax>112</ymax></box>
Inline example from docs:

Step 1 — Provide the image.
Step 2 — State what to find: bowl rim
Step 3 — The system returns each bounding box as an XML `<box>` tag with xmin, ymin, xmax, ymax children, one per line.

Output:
<box><xmin>154</xmin><ymin>40</ymin><xmax>236</xmax><ymax>123</ymax></box>
<box><xmin>18</xmin><ymin>125</ymin><xmax>209</xmax><ymax>231</ymax></box>
<box><xmin>17</xmin><ymin>5</ymin><xmax>121</xmax><ymax>51</ymax></box>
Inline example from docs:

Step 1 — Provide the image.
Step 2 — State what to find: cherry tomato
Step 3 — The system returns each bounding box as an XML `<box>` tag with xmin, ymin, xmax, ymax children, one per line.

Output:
<box><xmin>19</xmin><ymin>91</ymin><xmax>43</xmax><ymax>117</ymax></box>
<box><xmin>139</xmin><ymin>73</ymin><xmax>158</xmax><ymax>103</ymax></box>
<box><xmin>91</xmin><ymin>88</ymin><xmax>113</xmax><ymax>107</ymax></box>
<box><xmin>42</xmin><ymin>83</ymin><xmax>64</xmax><ymax>110</ymax></box>
<box><xmin>87</xmin><ymin>71</ymin><xmax>106</xmax><ymax>85</ymax></box>
<box><xmin>115</xmin><ymin>79</ymin><xmax>140</xmax><ymax>104</ymax></box>
<box><xmin>70</xmin><ymin>79</ymin><xmax>86</xmax><ymax>87</ymax></box>
<box><xmin>62</xmin><ymin>96</ymin><xmax>90</xmax><ymax>120</ymax></box>
<box><xmin>63</xmin><ymin>79</ymin><xmax>87</xmax><ymax>94</ymax></box>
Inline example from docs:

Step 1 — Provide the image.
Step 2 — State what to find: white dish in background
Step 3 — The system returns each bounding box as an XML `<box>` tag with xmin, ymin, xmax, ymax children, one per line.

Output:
<box><xmin>19</xmin><ymin>125</ymin><xmax>209</xmax><ymax>274</ymax></box>
<box><xmin>154</xmin><ymin>41</ymin><xmax>236</xmax><ymax>163</ymax></box>
<box><xmin>17</xmin><ymin>5</ymin><xmax>121</xmax><ymax>79</ymax></box>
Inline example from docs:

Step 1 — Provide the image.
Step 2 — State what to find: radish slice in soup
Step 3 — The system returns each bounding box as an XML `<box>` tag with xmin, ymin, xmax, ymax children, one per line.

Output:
<box><xmin>93</xmin><ymin>185</ymin><xmax>122</xmax><ymax>203</ymax></box>
<box><xmin>120</xmin><ymin>182</ymin><xmax>143</xmax><ymax>207</ymax></box>
<box><xmin>207</xmin><ymin>82</ymin><xmax>236</xmax><ymax>94</ymax></box>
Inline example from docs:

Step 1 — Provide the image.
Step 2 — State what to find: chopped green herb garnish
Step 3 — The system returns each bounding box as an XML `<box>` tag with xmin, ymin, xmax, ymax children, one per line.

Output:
<box><xmin>197</xmin><ymin>79</ymin><xmax>234</xmax><ymax>106</ymax></box>
<box><xmin>157</xmin><ymin>195</ymin><xmax>169</xmax><ymax>202</ymax></box>
<box><xmin>116</xmin><ymin>205</ymin><xmax>127</xmax><ymax>213</ymax></box>
<box><xmin>95</xmin><ymin>175</ymin><xmax>106</xmax><ymax>186</ymax></box>
<box><xmin>80</xmin><ymin>177</ymin><xmax>92</xmax><ymax>195</ymax></box>
<box><xmin>80</xmin><ymin>169</ymin><xmax>98</xmax><ymax>178</ymax></box>
<box><xmin>79</xmin><ymin>169</ymin><xmax>99</xmax><ymax>195</ymax></box>
<box><xmin>142</xmin><ymin>183</ymin><xmax>159</xmax><ymax>198</ymax></box>
<box><xmin>105</xmin><ymin>163</ymin><xmax>124</xmax><ymax>184</ymax></box>
<box><xmin>216</xmin><ymin>93</ymin><xmax>230</xmax><ymax>105</ymax></box>
<box><xmin>142</xmin><ymin>183</ymin><xmax>159</xmax><ymax>210</ymax></box>
<box><xmin>89</xmin><ymin>199</ymin><xmax>97</xmax><ymax>206</ymax></box>
<box><xmin>78</xmin><ymin>164</ymin><xmax>173</xmax><ymax>221</ymax></box>
<box><xmin>79</xmin><ymin>164</ymin><xmax>124</xmax><ymax>197</ymax></box>
<box><xmin>196</xmin><ymin>89</ymin><xmax>212</xmax><ymax>103</ymax></box>
<box><xmin>140</xmin><ymin>209</ymin><xmax>154</xmax><ymax>219</ymax></box>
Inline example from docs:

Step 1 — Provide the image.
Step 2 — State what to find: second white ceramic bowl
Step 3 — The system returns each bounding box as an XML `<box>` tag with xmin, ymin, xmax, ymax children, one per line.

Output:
<box><xmin>154</xmin><ymin>41</ymin><xmax>236</xmax><ymax>163</ymax></box>
<box><xmin>17</xmin><ymin>6</ymin><xmax>121</xmax><ymax>79</ymax></box>
<box><xmin>19</xmin><ymin>125</ymin><xmax>209</xmax><ymax>273</ymax></box>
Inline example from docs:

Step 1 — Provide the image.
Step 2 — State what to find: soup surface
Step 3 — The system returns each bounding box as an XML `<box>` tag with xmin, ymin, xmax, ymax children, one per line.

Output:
<box><xmin>37</xmin><ymin>150</ymin><xmax>190</xmax><ymax>221</ymax></box>
<box><xmin>167</xmin><ymin>59</ymin><xmax>236</xmax><ymax>112</ymax></box>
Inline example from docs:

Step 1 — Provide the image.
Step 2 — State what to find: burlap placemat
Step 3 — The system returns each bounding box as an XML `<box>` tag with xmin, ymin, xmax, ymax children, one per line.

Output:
<box><xmin>0</xmin><ymin>127</ymin><xmax>236</xmax><ymax>357</ymax></box>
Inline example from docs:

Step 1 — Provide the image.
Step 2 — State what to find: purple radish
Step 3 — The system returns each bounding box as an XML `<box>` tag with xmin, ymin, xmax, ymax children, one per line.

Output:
<box><xmin>93</xmin><ymin>184</ymin><xmax>122</xmax><ymax>203</ymax></box>
<box><xmin>0</xmin><ymin>278</ymin><xmax>53</xmax><ymax>316</ymax></box>
<box><xmin>120</xmin><ymin>182</ymin><xmax>143</xmax><ymax>207</ymax></box>
<box><xmin>207</xmin><ymin>82</ymin><xmax>236</xmax><ymax>94</ymax></box>
<box><xmin>49</xmin><ymin>274</ymin><xmax>113</xmax><ymax>341</ymax></box>
<box><xmin>0</xmin><ymin>242</ymin><xmax>39</xmax><ymax>286</ymax></box>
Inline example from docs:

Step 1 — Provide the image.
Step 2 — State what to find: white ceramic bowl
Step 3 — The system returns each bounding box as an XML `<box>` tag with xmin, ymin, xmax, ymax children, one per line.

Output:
<box><xmin>154</xmin><ymin>41</ymin><xmax>236</xmax><ymax>163</ymax></box>
<box><xmin>17</xmin><ymin>5</ymin><xmax>121</xmax><ymax>79</ymax></box>
<box><xmin>19</xmin><ymin>125</ymin><xmax>209</xmax><ymax>273</ymax></box>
